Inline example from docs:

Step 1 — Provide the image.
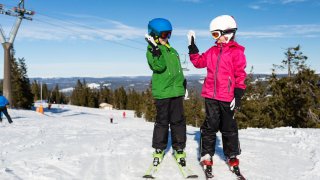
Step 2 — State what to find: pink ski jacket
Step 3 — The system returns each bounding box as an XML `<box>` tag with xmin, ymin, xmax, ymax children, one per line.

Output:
<box><xmin>190</xmin><ymin>41</ymin><xmax>247</xmax><ymax>102</ymax></box>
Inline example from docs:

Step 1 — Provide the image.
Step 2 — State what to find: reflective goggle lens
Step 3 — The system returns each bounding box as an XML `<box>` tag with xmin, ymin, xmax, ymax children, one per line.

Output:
<box><xmin>211</xmin><ymin>31</ymin><xmax>221</xmax><ymax>39</ymax></box>
<box><xmin>160</xmin><ymin>31</ymin><xmax>171</xmax><ymax>39</ymax></box>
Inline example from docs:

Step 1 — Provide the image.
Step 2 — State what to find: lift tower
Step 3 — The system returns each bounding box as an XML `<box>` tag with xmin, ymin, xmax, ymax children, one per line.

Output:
<box><xmin>0</xmin><ymin>0</ymin><xmax>34</xmax><ymax>106</ymax></box>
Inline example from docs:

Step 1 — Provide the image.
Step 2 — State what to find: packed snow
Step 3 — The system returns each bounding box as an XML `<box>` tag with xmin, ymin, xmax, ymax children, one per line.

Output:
<box><xmin>0</xmin><ymin>105</ymin><xmax>320</xmax><ymax>180</ymax></box>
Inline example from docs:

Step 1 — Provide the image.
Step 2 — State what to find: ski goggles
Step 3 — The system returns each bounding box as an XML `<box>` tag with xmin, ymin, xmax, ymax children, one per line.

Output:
<box><xmin>159</xmin><ymin>31</ymin><xmax>172</xmax><ymax>39</ymax></box>
<box><xmin>211</xmin><ymin>28</ymin><xmax>237</xmax><ymax>39</ymax></box>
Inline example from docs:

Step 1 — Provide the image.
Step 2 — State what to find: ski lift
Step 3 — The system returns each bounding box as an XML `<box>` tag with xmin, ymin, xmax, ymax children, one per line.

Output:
<box><xmin>180</xmin><ymin>53</ymin><xmax>189</xmax><ymax>71</ymax></box>
<box><xmin>13</xmin><ymin>0</ymin><xmax>35</xmax><ymax>16</ymax></box>
<box><xmin>13</xmin><ymin>7</ymin><xmax>35</xmax><ymax>15</ymax></box>
<box><xmin>5</xmin><ymin>0</ymin><xmax>35</xmax><ymax>18</ymax></box>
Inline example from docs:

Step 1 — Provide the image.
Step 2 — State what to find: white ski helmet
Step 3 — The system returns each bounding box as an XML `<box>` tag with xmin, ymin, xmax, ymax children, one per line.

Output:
<box><xmin>210</xmin><ymin>15</ymin><xmax>237</xmax><ymax>32</ymax></box>
<box><xmin>209</xmin><ymin>15</ymin><xmax>237</xmax><ymax>42</ymax></box>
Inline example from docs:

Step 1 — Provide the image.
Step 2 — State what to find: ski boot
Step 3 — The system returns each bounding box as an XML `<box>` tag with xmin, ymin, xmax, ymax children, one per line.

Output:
<box><xmin>174</xmin><ymin>149</ymin><xmax>186</xmax><ymax>167</ymax></box>
<box><xmin>200</xmin><ymin>154</ymin><xmax>213</xmax><ymax>178</ymax></box>
<box><xmin>152</xmin><ymin>149</ymin><xmax>164</xmax><ymax>166</ymax></box>
<box><xmin>227</xmin><ymin>156</ymin><xmax>239</xmax><ymax>172</ymax></box>
<box><xmin>227</xmin><ymin>156</ymin><xmax>245</xmax><ymax>180</ymax></box>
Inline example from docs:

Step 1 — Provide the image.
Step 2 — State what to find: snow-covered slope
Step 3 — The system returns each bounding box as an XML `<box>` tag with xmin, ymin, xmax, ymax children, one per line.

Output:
<box><xmin>0</xmin><ymin>105</ymin><xmax>319</xmax><ymax>180</ymax></box>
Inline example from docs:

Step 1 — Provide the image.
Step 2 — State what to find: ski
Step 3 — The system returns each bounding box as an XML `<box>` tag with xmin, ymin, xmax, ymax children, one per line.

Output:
<box><xmin>143</xmin><ymin>151</ymin><xmax>165</xmax><ymax>179</ymax></box>
<box><xmin>200</xmin><ymin>160</ymin><xmax>214</xmax><ymax>180</ymax></box>
<box><xmin>202</xmin><ymin>165</ymin><xmax>214</xmax><ymax>179</ymax></box>
<box><xmin>173</xmin><ymin>155</ymin><xmax>198</xmax><ymax>179</ymax></box>
<box><xmin>230</xmin><ymin>166</ymin><xmax>246</xmax><ymax>180</ymax></box>
<box><xmin>226</xmin><ymin>159</ymin><xmax>246</xmax><ymax>180</ymax></box>
<box><xmin>143</xmin><ymin>149</ymin><xmax>166</xmax><ymax>179</ymax></box>
<box><xmin>142</xmin><ymin>162</ymin><xmax>161</xmax><ymax>179</ymax></box>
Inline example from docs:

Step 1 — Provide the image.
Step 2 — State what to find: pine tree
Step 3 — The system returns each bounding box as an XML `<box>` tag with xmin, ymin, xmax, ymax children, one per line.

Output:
<box><xmin>274</xmin><ymin>45</ymin><xmax>308</xmax><ymax>77</ymax></box>
<box><xmin>113</xmin><ymin>87</ymin><xmax>127</xmax><ymax>109</ymax></box>
<box><xmin>71</xmin><ymin>80</ymin><xmax>83</xmax><ymax>106</ymax></box>
<box><xmin>118</xmin><ymin>87</ymin><xmax>127</xmax><ymax>109</ymax></box>
<box><xmin>266</xmin><ymin>69</ymin><xmax>320</xmax><ymax>128</ymax></box>
<box><xmin>70</xmin><ymin>79</ymin><xmax>98</xmax><ymax>107</ymax></box>
<box><xmin>11</xmin><ymin>57</ymin><xmax>33</xmax><ymax>109</ymax></box>
<box><xmin>236</xmin><ymin>66</ymin><xmax>272</xmax><ymax>128</ymax></box>
<box><xmin>184</xmin><ymin>89</ymin><xmax>205</xmax><ymax>127</ymax></box>
<box><xmin>87</xmin><ymin>88</ymin><xmax>99</xmax><ymax>108</ymax></box>
<box><xmin>52</xmin><ymin>86</ymin><xmax>68</xmax><ymax>104</ymax></box>
<box><xmin>99</xmin><ymin>87</ymin><xmax>113</xmax><ymax>105</ymax></box>
<box><xmin>128</xmin><ymin>89</ymin><xmax>143</xmax><ymax>118</ymax></box>
<box><xmin>143</xmin><ymin>88</ymin><xmax>156</xmax><ymax>122</ymax></box>
<box><xmin>126</xmin><ymin>89</ymin><xmax>135</xmax><ymax>110</ymax></box>
<box><xmin>42</xmin><ymin>83</ymin><xmax>49</xmax><ymax>101</ymax></box>
<box><xmin>31</xmin><ymin>80</ymin><xmax>40</xmax><ymax>101</ymax></box>
<box><xmin>134</xmin><ymin>93</ymin><xmax>143</xmax><ymax>118</ymax></box>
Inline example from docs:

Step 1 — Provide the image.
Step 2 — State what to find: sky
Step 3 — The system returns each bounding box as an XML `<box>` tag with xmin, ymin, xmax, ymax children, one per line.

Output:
<box><xmin>0</xmin><ymin>0</ymin><xmax>319</xmax><ymax>78</ymax></box>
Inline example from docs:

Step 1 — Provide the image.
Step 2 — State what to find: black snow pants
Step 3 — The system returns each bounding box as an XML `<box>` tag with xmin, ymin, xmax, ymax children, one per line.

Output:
<box><xmin>152</xmin><ymin>96</ymin><xmax>186</xmax><ymax>150</ymax></box>
<box><xmin>200</xmin><ymin>98</ymin><xmax>240</xmax><ymax>158</ymax></box>
<box><xmin>0</xmin><ymin>106</ymin><xmax>13</xmax><ymax>124</ymax></box>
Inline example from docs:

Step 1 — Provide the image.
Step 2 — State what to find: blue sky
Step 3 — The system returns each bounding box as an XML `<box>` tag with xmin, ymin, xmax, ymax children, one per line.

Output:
<box><xmin>0</xmin><ymin>0</ymin><xmax>319</xmax><ymax>77</ymax></box>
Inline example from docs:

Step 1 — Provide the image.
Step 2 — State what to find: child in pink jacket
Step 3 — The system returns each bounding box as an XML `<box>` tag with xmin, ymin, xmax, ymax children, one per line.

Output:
<box><xmin>187</xmin><ymin>15</ymin><xmax>246</xmax><ymax>177</ymax></box>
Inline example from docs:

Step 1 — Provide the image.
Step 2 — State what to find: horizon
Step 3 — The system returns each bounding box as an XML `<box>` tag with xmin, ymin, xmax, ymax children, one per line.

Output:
<box><xmin>10</xmin><ymin>72</ymin><xmax>317</xmax><ymax>79</ymax></box>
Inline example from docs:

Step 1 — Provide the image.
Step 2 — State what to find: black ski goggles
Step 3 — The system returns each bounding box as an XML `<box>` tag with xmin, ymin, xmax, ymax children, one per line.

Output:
<box><xmin>211</xmin><ymin>28</ymin><xmax>237</xmax><ymax>39</ymax></box>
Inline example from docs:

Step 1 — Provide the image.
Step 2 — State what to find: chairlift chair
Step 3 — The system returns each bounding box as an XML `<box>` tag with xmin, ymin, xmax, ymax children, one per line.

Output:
<box><xmin>180</xmin><ymin>53</ymin><xmax>190</xmax><ymax>71</ymax></box>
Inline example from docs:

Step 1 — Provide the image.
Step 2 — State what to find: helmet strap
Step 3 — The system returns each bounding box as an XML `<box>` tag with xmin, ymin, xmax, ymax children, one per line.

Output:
<box><xmin>155</xmin><ymin>37</ymin><xmax>160</xmax><ymax>44</ymax></box>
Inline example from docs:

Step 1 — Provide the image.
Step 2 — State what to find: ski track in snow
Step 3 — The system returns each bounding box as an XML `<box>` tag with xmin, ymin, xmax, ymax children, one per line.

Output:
<box><xmin>0</xmin><ymin>104</ymin><xmax>319</xmax><ymax>180</ymax></box>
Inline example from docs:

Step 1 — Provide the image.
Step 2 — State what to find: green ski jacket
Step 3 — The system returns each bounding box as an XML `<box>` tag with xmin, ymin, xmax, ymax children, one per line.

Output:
<box><xmin>146</xmin><ymin>45</ymin><xmax>185</xmax><ymax>99</ymax></box>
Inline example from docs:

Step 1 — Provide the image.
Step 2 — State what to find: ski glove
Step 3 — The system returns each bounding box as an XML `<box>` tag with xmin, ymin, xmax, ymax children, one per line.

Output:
<box><xmin>187</xmin><ymin>30</ymin><xmax>199</xmax><ymax>54</ymax></box>
<box><xmin>145</xmin><ymin>34</ymin><xmax>161</xmax><ymax>57</ymax></box>
<box><xmin>230</xmin><ymin>88</ymin><xmax>245</xmax><ymax>111</ymax></box>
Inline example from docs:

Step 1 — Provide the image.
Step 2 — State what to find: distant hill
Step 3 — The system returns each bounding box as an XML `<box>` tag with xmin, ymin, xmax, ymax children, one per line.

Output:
<box><xmin>28</xmin><ymin>74</ymin><xmax>282</xmax><ymax>93</ymax></box>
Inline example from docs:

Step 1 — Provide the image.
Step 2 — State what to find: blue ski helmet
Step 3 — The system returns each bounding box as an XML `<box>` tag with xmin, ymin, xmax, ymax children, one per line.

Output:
<box><xmin>148</xmin><ymin>18</ymin><xmax>172</xmax><ymax>37</ymax></box>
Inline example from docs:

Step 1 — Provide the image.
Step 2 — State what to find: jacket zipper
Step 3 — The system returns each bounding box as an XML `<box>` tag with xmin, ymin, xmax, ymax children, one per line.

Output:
<box><xmin>228</xmin><ymin>76</ymin><xmax>232</xmax><ymax>93</ymax></box>
<box><xmin>172</xmin><ymin>51</ymin><xmax>176</xmax><ymax>93</ymax></box>
<box><xmin>167</xmin><ymin>48</ymin><xmax>177</xmax><ymax>94</ymax></box>
<box><xmin>214</xmin><ymin>44</ymin><xmax>223</xmax><ymax>97</ymax></box>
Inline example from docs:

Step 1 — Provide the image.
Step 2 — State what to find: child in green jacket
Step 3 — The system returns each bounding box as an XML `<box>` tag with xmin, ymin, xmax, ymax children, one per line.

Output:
<box><xmin>145</xmin><ymin>18</ymin><xmax>187</xmax><ymax>167</ymax></box>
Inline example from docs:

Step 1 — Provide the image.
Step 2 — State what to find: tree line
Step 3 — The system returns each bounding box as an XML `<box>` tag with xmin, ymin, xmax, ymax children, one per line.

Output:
<box><xmin>3</xmin><ymin>45</ymin><xmax>320</xmax><ymax>128</ymax></box>
<box><xmin>69</xmin><ymin>79</ymin><xmax>204</xmax><ymax>127</ymax></box>
<box><xmin>237</xmin><ymin>45</ymin><xmax>320</xmax><ymax>128</ymax></box>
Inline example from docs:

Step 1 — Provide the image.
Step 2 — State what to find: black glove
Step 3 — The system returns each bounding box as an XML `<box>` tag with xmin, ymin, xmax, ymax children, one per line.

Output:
<box><xmin>234</xmin><ymin>88</ymin><xmax>245</xmax><ymax>110</ymax></box>
<box><xmin>188</xmin><ymin>36</ymin><xmax>199</xmax><ymax>54</ymax></box>
<box><xmin>148</xmin><ymin>43</ymin><xmax>161</xmax><ymax>57</ymax></box>
<box><xmin>187</xmin><ymin>30</ymin><xmax>199</xmax><ymax>54</ymax></box>
<box><xmin>145</xmin><ymin>34</ymin><xmax>162</xmax><ymax>57</ymax></box>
